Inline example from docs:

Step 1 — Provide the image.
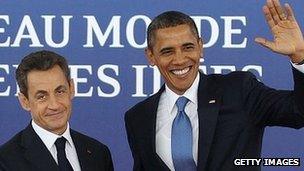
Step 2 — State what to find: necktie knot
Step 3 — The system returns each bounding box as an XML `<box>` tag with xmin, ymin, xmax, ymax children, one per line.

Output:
<box><xmin>176</xmin><ymin>96</ymin><xmax>189</xmax><ymax>112</ymax></box>
<box><xmin>55</xmin><ymin>137</ymin><xmax>67</xmax><ymax>150</ymax></box>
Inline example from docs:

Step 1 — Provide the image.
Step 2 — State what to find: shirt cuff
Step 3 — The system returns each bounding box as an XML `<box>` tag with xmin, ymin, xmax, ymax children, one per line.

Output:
<box><xmin>291</xmin><ymin>61</ymin><xmax>304</xmax><ymax>73</ymax></box>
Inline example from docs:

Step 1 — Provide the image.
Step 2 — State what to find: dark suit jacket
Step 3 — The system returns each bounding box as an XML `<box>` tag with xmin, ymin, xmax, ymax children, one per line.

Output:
<box><xmin>125</xmin><ymin>68</ymin><xmax>304</xmax><ymax>171</ymax></box>
<box><xmin>0</xmin><ymin>124</ymin><xmax>113</xmax><ymax>171</ymax></box>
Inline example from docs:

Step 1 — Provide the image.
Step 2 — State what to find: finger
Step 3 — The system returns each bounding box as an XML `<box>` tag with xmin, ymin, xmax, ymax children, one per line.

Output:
<box><xmin>267</xmin><ymin>0</ymin><xmax>280</xmax><ymax>24</ymax></box>
<box><xmin>273</xmin><ymin>0</ymin><xmax>287</xmax><ymax>20</ymax></box>
<box><xmin>255</xmin><ymin>37</ymin><xmax>276</xmax><ymax>51</ymax></box>
<box><xmin>263</xmin><ymin>6</ymin><xmax>276</xmax><ymax>30</ymax></box>
<box><xmin>285</xmin><ymin>3</ymin><xmax>296</xmax><ymax>21</ymax></box>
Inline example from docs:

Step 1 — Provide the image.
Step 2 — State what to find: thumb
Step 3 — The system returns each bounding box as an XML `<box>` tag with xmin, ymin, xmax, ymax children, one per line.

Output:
<box><xmin>255</xmin><ymin>37</ymin><xmax>275</xmax><ymax>51</ymax></box>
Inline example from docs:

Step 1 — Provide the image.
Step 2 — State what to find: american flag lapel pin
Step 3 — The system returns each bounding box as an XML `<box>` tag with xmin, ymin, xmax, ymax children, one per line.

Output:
<box><xmin>209</xmin><ymin>99</ymin><xmax>216</xmax><ymax>104</ymax></box>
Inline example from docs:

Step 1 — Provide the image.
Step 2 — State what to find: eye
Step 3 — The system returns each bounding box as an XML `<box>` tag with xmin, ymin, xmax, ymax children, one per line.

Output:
<box><xmin>36</xmin><ymin>94</ymin><xmax>46</xmax><ymax>101</ymax></box>
<box><xmin>160</xmin><ymin>49</ymin><xmax>173</xmax><ymax>56</ymax></box>
<box><xmin>184</xmin><ymin>45</ymin><xmax>195</xmax><ymax>51</ymax></box>
<box><xmin>57</xmin><ymin>89</ymin><xmax>67</xmax><ymax>95</ymax></box>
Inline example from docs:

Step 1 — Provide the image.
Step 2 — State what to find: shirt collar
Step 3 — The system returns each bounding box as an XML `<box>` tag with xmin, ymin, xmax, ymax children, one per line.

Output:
<box><xmin>31</xmin><ymin>120</ymin><xmax>73</xmax><ymax>150</ymax></box>
<box><xmin>165</xmin><ymin>72</ymin><xmax>200</xmax><ymax>115</ymax></box>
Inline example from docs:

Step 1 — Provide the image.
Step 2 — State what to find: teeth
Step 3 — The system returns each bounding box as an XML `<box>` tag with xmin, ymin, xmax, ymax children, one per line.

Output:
<box><xmin>172</xmin><ymin>67</ymin><xmax>190</xmax><ymax>75</ymax></box>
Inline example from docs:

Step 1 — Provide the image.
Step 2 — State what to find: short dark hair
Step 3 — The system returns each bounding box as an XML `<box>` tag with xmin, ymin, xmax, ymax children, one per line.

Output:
<box><xmin>147</xmin><ymin>11</ymin><xmax>200</xmax><ymax>49</ymax></box>
<box><xmin>16</xmin><ymin>50</ymin><xmax>70</xmax><ymax>98</ymax></box>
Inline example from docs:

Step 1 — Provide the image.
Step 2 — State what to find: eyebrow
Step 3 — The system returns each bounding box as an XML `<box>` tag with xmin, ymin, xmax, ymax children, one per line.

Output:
<box><xmin>159</xmin><ymin>42</ymin><xmax>196</xmax><ymax>53</ymax></box>
<box><xmin>159</xmin><ymin>47</ymin><xmax>174</xmax><ymax>54</ymax></box>
<box><xmin>55</xmin><ymin>85</ymin><xmax>68</xmax><ymax>91</ymax></box>
<box><xmin>34</xmin><ymin>90</ymin><xmax>48</xmax><ymax>97</ymax></box>
<box><xmin>182</xmin><ymin>42</ymin><xmax>195</xmax><ymax>47</ymax></box>
<box><xmin>34</xmin><ymin>85</ymin><xmax>67</xmax><ymax>96</ymax></box>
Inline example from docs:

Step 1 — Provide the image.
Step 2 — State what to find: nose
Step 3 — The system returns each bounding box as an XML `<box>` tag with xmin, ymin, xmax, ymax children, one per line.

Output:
<box><xmin>172</xmin><ymin>50</ymin><xmax>186</xmax><ymax>65</ymax></box>
<box><xmin>48</xmin><ymin>95</ymin><xmax>60</xmax><ymax>110</ymax></box>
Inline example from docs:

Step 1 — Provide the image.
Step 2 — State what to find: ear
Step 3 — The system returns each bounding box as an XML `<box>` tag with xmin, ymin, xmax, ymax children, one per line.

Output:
<box><xmin>18</xmin><ymin>92</ymin><xmax>30</xmax><ymax>111</ymax></box>
<box><xmin>145</xmin><ymin>48</ymin><xmax>156</xmax><ymax>66</ymax></box>
<box><xmin>69</xmin><ymin>79</ymin><xmax>75</xmax><ymax>99</ymax></box>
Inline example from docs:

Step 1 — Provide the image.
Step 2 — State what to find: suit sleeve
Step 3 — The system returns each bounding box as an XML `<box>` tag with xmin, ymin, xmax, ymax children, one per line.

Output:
<box><xmin>243</xmin><ymin>67</ymin><xmax>304</xmax><ymax>128</ymax></box>
<box><xmin>0</xmin><ymin>163</ymin><xmax>7</xmax><ymax>171</ymax></box>
<box><xmin>293</xmin><ymin>66</ymin><xmax>304</xmax><ymax>115</ymax></box>
<box><xmin>125</xmin><ymin>112</ymin><xmax>144</xmax><ymax>171</ymax></box>
<box><xmin>0</xmin><ymin>153</ymin><xmax>8</xmax><ymax>171</ymax></box>
<box><xmin>104</xmin><ymin>146</ymin><xmax>114</xmax><ymax>171</ymax></box>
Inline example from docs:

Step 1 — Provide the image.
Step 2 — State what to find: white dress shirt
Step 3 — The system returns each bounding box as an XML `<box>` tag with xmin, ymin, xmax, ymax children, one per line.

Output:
<box><xmin>156</xmin><ymin>72</ymin><xmax>200</xmax><ymax>171</ymax></box>
<box><xmin>32</xmin><ymin>121</ymin><xmax>81</xmax><ymax>171</ymax></box>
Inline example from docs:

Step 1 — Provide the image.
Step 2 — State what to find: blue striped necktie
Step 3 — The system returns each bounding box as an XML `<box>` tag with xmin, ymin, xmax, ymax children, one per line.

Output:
<box><xmin>171</xmin><ymin>96</ymin><xmax>196</xmax><ymax>171</ymax></box>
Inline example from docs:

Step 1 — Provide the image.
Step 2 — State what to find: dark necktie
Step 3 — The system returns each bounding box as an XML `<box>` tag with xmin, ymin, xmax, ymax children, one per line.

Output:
<box><xmin>171</xmin><ymin>96</ymin><xmax>196</xmax><ymax>171</ymax></box>
<box><xmin>55</xmin><ymin>137</ymin><xmax>74</xmax><ymax>171</ymax></box>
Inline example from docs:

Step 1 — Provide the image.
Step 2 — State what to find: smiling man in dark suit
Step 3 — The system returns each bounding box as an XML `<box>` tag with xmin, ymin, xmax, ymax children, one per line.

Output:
<box><xmin>0</xmin><ymin>50</ymin><xmax>113</xmax><ymax>171</ymax></box>
<box><xmin>125</xmin><ymin>0</ymin><xmax>304</xmax><ymax>170</ymax></box>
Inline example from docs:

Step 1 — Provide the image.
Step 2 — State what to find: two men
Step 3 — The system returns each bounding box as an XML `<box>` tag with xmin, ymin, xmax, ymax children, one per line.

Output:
<box><xmin>0</xmin><ymin>0</ymin><xmax>303</xmax><ymax>171</ymax></box>
<box><xmin>0</xmin><ymin>51</ymin><xmax>113</xmax><ymax>171</ymax></box>
<box><xmin>125</xmin><ymin>0</ymin><xmax>304</xmax><ymax>170</ymax></box>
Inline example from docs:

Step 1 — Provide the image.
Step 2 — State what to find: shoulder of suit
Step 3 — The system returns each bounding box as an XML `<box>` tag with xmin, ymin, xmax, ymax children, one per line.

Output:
<box><xmin>70</xmin><ymin>129</ymin><xmax>109</xmax><ymax>150</ymax></box>
<box><xmin>0</xmin><ymin>129</ymin><xmax>25</xmax><ymax>156</ymax></box>
<box><xmin>125</xmin><ymin>92</ymin><xmax>162</xmax><ymax>122</ymax></box>
<box><xmin>206</xmin><ymin>70</ymin><xmax>256</xmax><ymax>80</ymax></box>
<box><xmin>206</xmin><ymin>71</ymin><xmax>257</xmax><ymax>85</ymax></box>
<box><xmin>124</xmin><ymin>92</ymin><xmax>159</xmax><ymax>121</ymax></box>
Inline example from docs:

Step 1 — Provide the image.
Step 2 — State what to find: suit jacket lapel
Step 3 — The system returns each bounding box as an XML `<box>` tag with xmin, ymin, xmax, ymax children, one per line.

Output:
<box><xmin>71</xmin><ymin>130</ymin><xmax>96</xmax><ymax>170</ymax></box>
<box><xmin>196</xmin><ymin>73</ymin><xmax>221</xmax><ymax>170</ymax></box>
<box><xmin>21</xmin><ymin>124</ymin><xmax>59</xmax><ymax>171</ymax></box>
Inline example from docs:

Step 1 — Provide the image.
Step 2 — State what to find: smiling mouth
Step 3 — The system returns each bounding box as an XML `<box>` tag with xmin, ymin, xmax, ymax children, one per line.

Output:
<box><xmin>46</xmin><ymin>111</ymin><xmax>64</xmax><ymax>117</ymax></box>
<box><xmin>171</xmin><ymin>66</ymin><xmax>191</xmax><ymax>76</ymax></box>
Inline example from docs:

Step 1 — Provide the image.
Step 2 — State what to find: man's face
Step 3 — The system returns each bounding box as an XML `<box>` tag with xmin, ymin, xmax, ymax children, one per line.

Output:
<box><xmin>146</xmin><ymin>24</ymin><xmax>203</xmax><ymax>95</ymax></box>
<box><xmin>18</xmin><ymin>65</ymin><xmax>74</xmax><ymax>135</ymax></box>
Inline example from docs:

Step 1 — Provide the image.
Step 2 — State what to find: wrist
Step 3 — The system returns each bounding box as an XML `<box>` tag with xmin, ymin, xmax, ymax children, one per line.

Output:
<box><xmin>290</xmin><ymin>47</ymin><xmax>304</xmax><ymax>64</ymax></box>
<box><xmin>294</xmin><ymin>58</ymin><xmax>304</xmax><ymax>65</ymax></box>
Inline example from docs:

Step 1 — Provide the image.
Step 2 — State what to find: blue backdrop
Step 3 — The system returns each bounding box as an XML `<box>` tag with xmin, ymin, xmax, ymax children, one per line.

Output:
<box><xmin>0</xmin><ymin>0</ymin><xmax>303</xmax><ymax>170</ymax></box>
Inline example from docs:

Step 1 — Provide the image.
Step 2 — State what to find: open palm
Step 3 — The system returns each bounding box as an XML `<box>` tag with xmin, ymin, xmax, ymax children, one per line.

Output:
<box><xmin>255</xmin><ymin>0</ymin><xmax>304</xmax><ymax>63</ymax></box>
